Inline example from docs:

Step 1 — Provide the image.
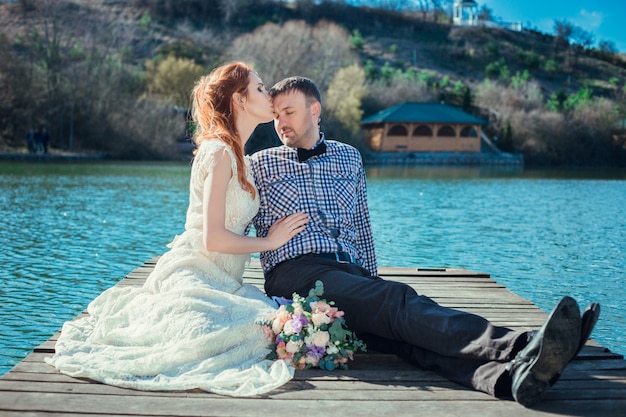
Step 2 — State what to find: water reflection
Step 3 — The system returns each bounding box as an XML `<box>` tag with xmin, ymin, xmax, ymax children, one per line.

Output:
<box><xmin>366</xmin><ymin>165</ymin><xmax>523</xmax><ymax>179</ymax></box>
<box><xmin>0</xmin><ymin>162</ymin><xmax>190</xmax><ymax>376</ymax></box>
<box><xmin>366</xmin><ymin>165</ymin><xmax>626</xmax><ymax>180</ymax></box>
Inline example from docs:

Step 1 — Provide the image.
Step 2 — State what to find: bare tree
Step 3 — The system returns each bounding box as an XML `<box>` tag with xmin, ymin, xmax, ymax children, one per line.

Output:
<box><xmin>218</xmin><ymin>0</ymin><xmax>255</xmax><ymax>23</ymax></box>
<box><xmin>554</xmin><ymin>22</ymin><xmax>595</xmax><ymax>67</ymax></box>
<box><xmin>477</xmin><ymin>5</ymin><xmax>494</xmax><ymax>22</ymax></box>
<box><xmin>553</xmin><ymin>19</ymin><xmax>573</xmax><ymax>47</ymax></box>
<box><xmin>598</xmin><ymin>40</ymin><xmax>618</xmax><ymax>54</ymax></box>
<box><xmin>570</xmin><ymin>25</ymin><xmax>595</xmax><ymax>50</ymax></box>
<box><xmin>0</xmin><ymin>34</ymin><xmax>33</xmax><ymax>147</ymax></box>
<box><xmin>430</xmin><ymin>0</ymin><xmax>452</xmax><ymax>21</ymax></box>
<box><xmin>363</xmin><ymin>76</ymin><xmax>432</xmax><ymax>116</ymax></box>
<box><xmin>414</xmin><ymin>0</ymin><xmax>431</xmax><ymax>19</ymax></box>
<box><xmin>227</xmin><ymin>20</ymin><xmax>355</xmax><ymax>91</ymax></box>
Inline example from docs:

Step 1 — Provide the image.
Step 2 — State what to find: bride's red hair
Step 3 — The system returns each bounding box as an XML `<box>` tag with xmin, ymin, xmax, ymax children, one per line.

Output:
<box><xmin>191</xmin><ymin>62</ymin><xmax>255</xmax><ymax>197</ymax></box>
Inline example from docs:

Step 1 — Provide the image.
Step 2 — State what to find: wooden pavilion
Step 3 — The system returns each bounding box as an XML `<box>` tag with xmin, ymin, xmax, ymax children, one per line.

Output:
<box><xmin>361</xmin><ymin>102</ymin><xmax>487</xmax><ymax>153</ymax></box>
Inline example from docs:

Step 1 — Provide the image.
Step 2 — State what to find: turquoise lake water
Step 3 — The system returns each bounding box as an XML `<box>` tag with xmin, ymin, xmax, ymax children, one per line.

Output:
<box><xmin>1</xmin><ymin>161</ymin><xmax>624</xmax><ymax>376</ymax></box>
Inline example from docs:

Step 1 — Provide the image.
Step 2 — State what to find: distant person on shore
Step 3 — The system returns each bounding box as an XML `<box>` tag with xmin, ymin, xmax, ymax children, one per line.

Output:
<box><xmin>40</xmin><ymin>127</ymin><xmax>50</xmax><ymax>154</ymax></box>
<box><xmin>26</xmin><ymin>128</ymin><xmax>36</xmax><ymax>154</ymax></box>
<box><xmin>46</xmin><ymin>62</ymin><xmax>308</xmax><ymax>396</ymax></box>
<box><xmin>33</xmin><ymin>127</ymin><xmax>42</xmax><ymax>154</ymax></box>
<box><xmin>248</xmin><ymin>75</ymin><xmax>601</xmax><ymax>407</ymax></box>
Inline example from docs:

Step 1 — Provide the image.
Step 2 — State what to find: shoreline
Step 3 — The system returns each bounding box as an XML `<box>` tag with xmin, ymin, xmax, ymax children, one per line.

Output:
<box><xmin>361</xmin><ymin>150</ymin><xmax>524</xmax><ymax>166</ymax></box>
<box><xmin>0</xmin><ymin>150</ymin><xmax>109</xmax><ymax>162</ymax></box>
<box><xmin>2</xmin><ymin>148</ymin><xmax>523</xmax><ymax>166</ymax></box>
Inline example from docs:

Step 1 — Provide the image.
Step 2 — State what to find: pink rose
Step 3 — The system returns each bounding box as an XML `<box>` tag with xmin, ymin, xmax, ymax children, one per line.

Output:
<box><xmin>272</xmin><ymin>307</ymin><xmax>290</xmax><ymax>334</ymax></box>
<box><xmin>261</xmin><ymin>325</ymin><xmax>274</xmax><ymax>343</ymax></box>
<box><xmin>311</xmin><ymin>301</ymin><xmax>340</xmax><ymax>321</ymax></box>
<box><xmin>276</xmin><ymin>341</ymin><xmax>292</xmax><ymax>360</ymax></box>
<box><xmin>295</xmin><ymin>356</ymin><xmax>307</xmax><ymax>370</ymax></box>
<box><xmin>275</xmin><ymin>306</ymin><xmax>290</xmax><ymax>322</ymax></box>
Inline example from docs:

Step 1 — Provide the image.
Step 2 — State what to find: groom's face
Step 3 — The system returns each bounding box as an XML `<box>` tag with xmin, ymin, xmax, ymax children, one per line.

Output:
<box><xmin>272</xmin><ymin>90</ymin><xmax>320</xmax><ymax>150</ymax></box>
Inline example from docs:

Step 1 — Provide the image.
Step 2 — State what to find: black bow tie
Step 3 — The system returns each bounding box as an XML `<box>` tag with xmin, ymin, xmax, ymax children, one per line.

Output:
<box><xmin>297</xmin><ymin>142</ymin><xmax>326</xmax><ymax>162</ymax></box>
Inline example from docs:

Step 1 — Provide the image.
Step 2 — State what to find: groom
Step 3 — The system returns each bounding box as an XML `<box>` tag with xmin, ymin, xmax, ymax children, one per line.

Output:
<box><xmin>248</xmin><ymin>76</ymin><xmax>599</xmax><ymax>407</ymax></box>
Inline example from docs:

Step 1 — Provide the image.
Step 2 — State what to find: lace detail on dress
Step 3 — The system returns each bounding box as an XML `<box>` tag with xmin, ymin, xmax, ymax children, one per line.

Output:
<box><xmin>45</xmin><ymin>139</ymin><xmax>292</xmax><ymax>396</ymax></box>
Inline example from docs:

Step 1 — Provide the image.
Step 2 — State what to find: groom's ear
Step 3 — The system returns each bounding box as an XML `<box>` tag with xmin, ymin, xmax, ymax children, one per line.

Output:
<box><xmin>310</xmin><ymin>101</ymin><xmax>321</xmax><ymax>120</ymax></box>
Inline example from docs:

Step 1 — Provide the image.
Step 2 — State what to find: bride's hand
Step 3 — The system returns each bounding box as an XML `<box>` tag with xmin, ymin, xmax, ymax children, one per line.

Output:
<box><xmin>265</xmin><ymin>212</ymin><xmax>309</xmax><ymax>249</ymax></box>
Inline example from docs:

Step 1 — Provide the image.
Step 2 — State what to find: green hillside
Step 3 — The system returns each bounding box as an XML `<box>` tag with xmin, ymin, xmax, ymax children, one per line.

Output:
<box><xmin>1</xmin><ymin>0</ymin><xmax>625</xmax><ymax>165</ymax></box>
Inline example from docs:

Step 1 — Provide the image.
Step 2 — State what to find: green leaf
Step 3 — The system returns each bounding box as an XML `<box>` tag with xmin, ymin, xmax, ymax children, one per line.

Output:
<box><xmin>308</xmin><ymin>280</ymin><xmax>325</xmax><ymax>298</ymax></box>
<box><xmin>328</xmin><ymin>320</ymin><xmax>349</xmax><ymax>340</ymax></box>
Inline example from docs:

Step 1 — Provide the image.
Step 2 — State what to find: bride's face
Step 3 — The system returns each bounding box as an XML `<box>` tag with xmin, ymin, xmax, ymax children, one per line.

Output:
<box><xmin>240</xmin><ymin>72</ymin><xmax>274</xmax><ymax>125</ymax></box>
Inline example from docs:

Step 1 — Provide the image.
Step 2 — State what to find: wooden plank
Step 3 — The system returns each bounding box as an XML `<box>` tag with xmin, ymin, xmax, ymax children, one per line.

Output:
<box><xmin>1</xmin><ymin>391</ymin><xmax>625</xmax><ymax>417</ymax></box>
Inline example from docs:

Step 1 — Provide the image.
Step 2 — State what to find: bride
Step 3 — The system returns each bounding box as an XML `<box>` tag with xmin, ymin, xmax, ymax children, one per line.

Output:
<box><xmin>45</xmin><ymin>62</ymin><xmax>309</xmax><ymax>396</ymax></box>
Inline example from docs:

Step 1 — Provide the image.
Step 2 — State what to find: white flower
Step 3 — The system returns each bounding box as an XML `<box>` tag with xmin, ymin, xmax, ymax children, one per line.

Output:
<box><xmin>292</xmin><ymin>303</ymin><xmax>304</xmax><ymax>316</ymax></box>
<box><xmin>286</xmin><ymin>340</ymin><xmax>303</xmax><ymax>353</ymax></box>
<box><xmin>283</xmin><ymin>320</ymin><xmax>297</xmax><ymax>336</ymax></box>
<box><xmin>306</xmin><ymin>330</ymin><xmax>330</xmax><ymax>347</ymax></box>
<box><xmin>272</xmin><ymin>318</ymin><xmax>284</xmax><ymax>335</ymax></box>
<box><xmin>311</xmin><ymin>312</ymin><xmax>331</xmax><ymax>327</ymax></box>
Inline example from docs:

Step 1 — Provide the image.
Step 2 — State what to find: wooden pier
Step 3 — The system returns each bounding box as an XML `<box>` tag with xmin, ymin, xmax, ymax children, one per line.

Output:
<box><xmin>1</xmin><ymin>258</ymin><xmax>625</xmax><ymax>416</ymax></box>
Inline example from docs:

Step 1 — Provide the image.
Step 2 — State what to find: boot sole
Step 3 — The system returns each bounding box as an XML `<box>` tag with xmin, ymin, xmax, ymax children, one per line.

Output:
<box><xmin>577</xmin><ymin>302</ymin><xmax>600</xmax><ymax>355</ymax></box>
<box><xmin>548</xmin><ymin>302</ymin><xmax>601</xmax><ymax>387</ymax></box>
<box><xmin>513</xmin><ymin>296</ymin><xmax>581</xmax><ymax>407</ymax></box>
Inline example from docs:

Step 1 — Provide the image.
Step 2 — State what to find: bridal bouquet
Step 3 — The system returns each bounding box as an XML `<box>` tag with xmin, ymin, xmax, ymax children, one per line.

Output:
<box><xmin>260</xmin><ymin>280</ymin><xmax>366</xmax><ymax>370</ymax></box>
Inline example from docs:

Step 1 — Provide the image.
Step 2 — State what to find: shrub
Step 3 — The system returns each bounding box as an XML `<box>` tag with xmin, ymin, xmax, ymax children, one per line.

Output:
<box><xmin>350</xmin><ymin>29</ymin><xmax>364</xmax><ymax>50</ymax></box>
<box><xmin>485</xmin><ymin>59</ymin><xmax>509</xmax><ymax>83</ymax></box>
<box><xmin>144</xmin><ymin>56</ymin><xmax>205</xmax><ymax>107</ymax></box>
<box><xmin>363</xmin><ymin>59</ymin><xmax>377</xmax><ymax>80</ymax></box>
<box><xmin>516</xmin><ymin>49</ymin><xmax>540</xmax><ymax>70</ymax></box>
<box><xmin>380</xmin><ymin>62</ymin><xmax>399</xmax><ymax>84</ymax></box>
<box><xmin>484</xmin><ymin>41</ymin><xmax>499</xmax><ymax>57</ymax></box>
<box><xmin>544</xmin><ymin>58</ymin><xmax>560</xmax><ymax>74</ymax></box>
<box><xmin>325</xmin><ymin>64</ymin><xmax>367</xmax><ymax>135</ymax></box>
<box><xmin>510</xmin><ymin>70</ymin><xmax>531</xmax><ymax>90</ymax></box>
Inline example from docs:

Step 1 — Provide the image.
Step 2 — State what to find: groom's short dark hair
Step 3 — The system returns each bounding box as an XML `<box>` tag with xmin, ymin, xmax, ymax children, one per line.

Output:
<box><xmin>269</xmin><ymin>76</ymin><xmax>322</xmax><ymax>106</ymax></box>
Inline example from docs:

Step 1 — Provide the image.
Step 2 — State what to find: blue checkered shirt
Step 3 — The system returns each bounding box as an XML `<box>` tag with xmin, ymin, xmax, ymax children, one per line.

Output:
<box><xmin>249</xmin><ymin>135</ymin><xmax>378</xmax><ymax>275</ymax></box>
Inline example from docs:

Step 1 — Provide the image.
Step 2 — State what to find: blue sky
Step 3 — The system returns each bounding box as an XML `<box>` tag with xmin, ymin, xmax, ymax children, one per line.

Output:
<box><xmin>479</xmin><ymin>1</ymin><xmax>626</xmax><ymax>53</ymax></box>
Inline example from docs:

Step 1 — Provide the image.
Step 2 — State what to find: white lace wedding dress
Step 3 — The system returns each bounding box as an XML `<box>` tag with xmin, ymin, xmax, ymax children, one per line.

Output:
<box><xmin>46</xmin><ymin>139</ymin><xmax>293</xmax><ymax>396</ymax></box>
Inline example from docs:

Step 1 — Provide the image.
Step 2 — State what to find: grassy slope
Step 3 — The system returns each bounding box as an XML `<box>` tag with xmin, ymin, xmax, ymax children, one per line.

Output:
<box><xmin>5</xmin><ymin>1</ymin><xmax>625</xmax><ymax>100</ymax></box>
<box><xmin>71</xmin><ymin>1</ymin><xmax>626</xmax><ymax>97</ymax></box>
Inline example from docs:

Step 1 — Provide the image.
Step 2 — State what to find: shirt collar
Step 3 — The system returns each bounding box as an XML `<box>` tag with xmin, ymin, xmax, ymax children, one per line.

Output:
<box><xmin>294</xmin><ymin>133</ymin><xmax>327</xmax><ymax>162</ymax></box>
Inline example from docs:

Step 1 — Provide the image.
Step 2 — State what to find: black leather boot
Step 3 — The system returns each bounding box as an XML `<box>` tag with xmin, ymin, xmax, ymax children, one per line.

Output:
<box><xmin>508</xmin><ymin>296</ymin><xmax>581</xmax><ymax>407</ymax></box>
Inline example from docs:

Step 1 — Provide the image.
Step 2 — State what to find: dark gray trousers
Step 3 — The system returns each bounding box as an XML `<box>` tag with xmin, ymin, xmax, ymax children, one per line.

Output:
<box><xmin>265</xmin><ymin>255</ymin><xmax>529</xmax><ymax>397</ymax></box>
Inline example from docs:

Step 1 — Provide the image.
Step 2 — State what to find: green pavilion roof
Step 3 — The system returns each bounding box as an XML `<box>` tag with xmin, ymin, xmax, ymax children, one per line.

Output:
<box><xmin>361</xmin><ymin>102</ymin><xmax>487</xmax><ymax>125</ymax></box>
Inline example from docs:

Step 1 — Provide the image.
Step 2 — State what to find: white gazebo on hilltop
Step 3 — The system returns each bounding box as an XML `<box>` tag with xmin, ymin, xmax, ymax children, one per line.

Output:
<box><xmin>452</xmin><ymin>0</ymin><xmax>522</xmax><ymax>31</ymax></box>
<box><xmin>452</xmin><ymin>0</ymin><xmax>479</xmax><ymax>26</ymax></box>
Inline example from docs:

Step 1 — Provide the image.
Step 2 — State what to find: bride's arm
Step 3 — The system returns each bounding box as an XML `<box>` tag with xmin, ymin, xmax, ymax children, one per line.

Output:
<box><xmin>202</xmin><ymin>149</ymin><xmax>307</xmax><ymax>254</ymax></box>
